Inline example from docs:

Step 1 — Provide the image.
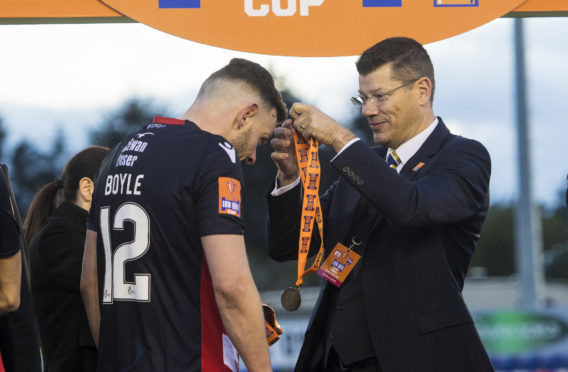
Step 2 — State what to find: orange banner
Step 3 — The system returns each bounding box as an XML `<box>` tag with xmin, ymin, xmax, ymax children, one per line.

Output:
<box><xmin>0</xmin><ymin>0</ymin><xmax>120</xmax><ymax>18</ymax></box>
<box><xmin>2</xmin><ymin>0</ymin><xmax>568</xmax><ymax>55</ymax></box>
<box><xmin>98</xmin><ymin>0</ymin><xmax>526</xmax><ymax>56</ymax></box>
<box><xmin>513</xmin><ymin>0</ymin><xmax>568</xmax><ymax>12</ymax></box>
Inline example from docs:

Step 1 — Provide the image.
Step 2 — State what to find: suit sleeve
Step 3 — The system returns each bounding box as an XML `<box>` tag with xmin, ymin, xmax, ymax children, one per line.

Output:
<box><xmin>331</xmin><ymin>138</ymin><xmax>491</xmax><ymax>229</ymax></box>
<box><xmin>267</xmin><ymin>178</ymin><xmax>336</xmax><ymax>262</ymax></box>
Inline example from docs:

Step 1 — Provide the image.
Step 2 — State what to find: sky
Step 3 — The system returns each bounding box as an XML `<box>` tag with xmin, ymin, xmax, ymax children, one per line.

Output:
<box><xmin>0</xmin><ymin>16</ymin><xmax>567</xmax><ymax>206</ymax></box>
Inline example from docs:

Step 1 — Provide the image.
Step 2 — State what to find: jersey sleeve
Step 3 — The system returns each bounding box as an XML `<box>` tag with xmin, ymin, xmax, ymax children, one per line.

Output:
<box><xmin>193</xmin><ymin>138</ymin><xmax>245</xmax><ymax>237</ymax></box>
<box><xmin>0</xmin><ymin>171</ymin><xmax>20</xmax><ymax>258</ymax></box>
<box><xmin>86</xmin><ymin>147</ymin><xmax>117</xmax><ymax>232</ymax></box>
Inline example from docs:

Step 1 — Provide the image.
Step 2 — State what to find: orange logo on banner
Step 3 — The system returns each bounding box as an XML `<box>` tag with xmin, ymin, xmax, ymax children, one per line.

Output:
<box><xmin>218</xmin><ymin>177</ymin><xmax>241</xmax><ymax>217</ymax></box>
<box><xmin>98</xmin><ymin>0</ymin><xmax>526</xmax><ymax>56</ymax></box>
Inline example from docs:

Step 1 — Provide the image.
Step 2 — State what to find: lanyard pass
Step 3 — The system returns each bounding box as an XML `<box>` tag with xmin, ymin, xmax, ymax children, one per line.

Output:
<box><xmin>316</xmin><ymin>237</ymin><xmax>362</xmax><ymax>288</ymax></box>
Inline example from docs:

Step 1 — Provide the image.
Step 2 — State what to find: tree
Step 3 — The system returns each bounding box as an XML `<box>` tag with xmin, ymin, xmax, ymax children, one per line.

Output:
<box><xmin>0</xmin><ymin>117</ymin><xmax>7</xmax><ymax>162</ymax></box>
<box><xmin>471</xmin><ymin>204</ymin><xmax>516</xmax><ymax>276</ymax></box>
<box><xmin>470</xmin><ymin>196</ymin><xmax>568</xmax><ymax>281</ymax></box>
<box><xmin>90</xmin><ymin>98</ymin><xmax>167</xmax><ymax>148</ymax></box>
<box><xmin>10</xmin><ymin>129</ymin><xmax>68</xmax><ymax>213</ymax></box>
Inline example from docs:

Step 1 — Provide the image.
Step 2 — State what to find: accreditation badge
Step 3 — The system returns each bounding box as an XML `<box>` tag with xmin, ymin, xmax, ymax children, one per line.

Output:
<box><xmin>316</xmin><ymin>242</ymin><xmax>361</xmax><ymax>287</ymax></box>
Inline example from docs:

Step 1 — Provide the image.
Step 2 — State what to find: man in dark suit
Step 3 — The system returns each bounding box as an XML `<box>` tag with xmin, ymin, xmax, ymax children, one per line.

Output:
<box><xmin>268</xmin><ymin>37</ymin><xmax>494</xmax><ymax>372</ymax></box>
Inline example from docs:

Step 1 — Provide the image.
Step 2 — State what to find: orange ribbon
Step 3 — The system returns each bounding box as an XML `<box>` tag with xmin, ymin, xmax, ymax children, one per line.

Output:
<box><xmin>293</xmin><ymin>130</ymin><xmax>325</xmax><ymax>288</ymax></box>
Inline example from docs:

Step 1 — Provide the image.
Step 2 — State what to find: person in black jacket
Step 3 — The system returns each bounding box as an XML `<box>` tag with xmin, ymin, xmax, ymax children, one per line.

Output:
<box><xmin>0</xmin><ymin>166</ymin><xmax>20</xmax><ymax>316</ymax></box>
<box><xmin>26</xmin><ymin>146</ymin><xmax>109</xmax><ymax>372</ymax></box>
<box><xmin>0</xmin><ymin>163</ymin><xmax>43</xmax><ymax>372</ymax></box>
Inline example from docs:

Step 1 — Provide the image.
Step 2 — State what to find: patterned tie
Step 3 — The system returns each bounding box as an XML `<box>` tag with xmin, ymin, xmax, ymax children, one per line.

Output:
<box><xmin>386</xmin><ymin>151</ymin><xmax>401</xmax><ymax>169</ymax></box>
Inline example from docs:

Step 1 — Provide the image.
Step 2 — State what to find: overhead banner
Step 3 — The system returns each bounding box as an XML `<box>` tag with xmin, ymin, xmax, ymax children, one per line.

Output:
<box><xmin>0</xmin><ymin>0</ymin><xmax>120</xmax><ymax>19</ymax></box>
<box><xmin>1</xmin><ymin>0</ymin><xmax>568</xmax><ymax>55</ymax></box>
<box><xmin>95</xmin><ymin>0</ymin><xmax>527</xmax><ymax>56</ymax></box>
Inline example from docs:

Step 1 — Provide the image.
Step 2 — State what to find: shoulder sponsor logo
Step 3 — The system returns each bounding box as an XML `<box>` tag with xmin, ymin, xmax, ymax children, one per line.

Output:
<box><xmin>219</xmin><ymin>142</ymin><xmax>236</xmax><ymax>164</ymax></box>
<box><xmin>218</xmin><ymin>177</ymin><xmax>241</xmax><ymax>217</ymax></box>
<box><xmin>146</xmin><ymin>124</ymin><xmax>166</xmax><ymax>129</ymax></box>
<box><xmin>101</xmin><ymin>0</ymin><xmax>525</xmax><ymax>56</ymax></box>
<box><xmin>136</xmin><ymin>132</ymin><xmax>156</xmax><ymax>138</ymax></box>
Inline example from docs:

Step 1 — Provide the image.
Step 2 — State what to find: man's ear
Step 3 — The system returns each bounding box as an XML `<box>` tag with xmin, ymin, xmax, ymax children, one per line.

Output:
<box><xmin>415</xmin><ymin>77</ymin><xmax>432</xmax><ymax>106</ymax></box>
<box><xmin>236</xmin><ymin>103</ymin><xmax>259</xmax><ymax>129</ymax></box>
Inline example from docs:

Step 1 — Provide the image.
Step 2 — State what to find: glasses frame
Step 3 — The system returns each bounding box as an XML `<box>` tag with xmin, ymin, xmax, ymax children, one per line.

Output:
<box><xmin>351</xmin><ymin>78</ymin><xmax>419</xmax><ymax>107</ymax></box>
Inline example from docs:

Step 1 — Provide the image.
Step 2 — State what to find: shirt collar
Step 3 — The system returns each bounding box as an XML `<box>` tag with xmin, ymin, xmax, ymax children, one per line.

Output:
<box><xmin>387</xmin><ymin>117</ymin><xmax>438</xmax><ymax>172</ymax></box>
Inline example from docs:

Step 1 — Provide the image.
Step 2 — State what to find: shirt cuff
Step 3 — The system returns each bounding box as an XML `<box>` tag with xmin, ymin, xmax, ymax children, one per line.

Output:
<box><xmin>270</xmin><ymin>176</ymin><xmax>301</xmax><ymax>196</ymax></box>
<box><xmin>331</xmin><ymin>138</ymin><xmax>361</xmax><ymax>162</ymax></box>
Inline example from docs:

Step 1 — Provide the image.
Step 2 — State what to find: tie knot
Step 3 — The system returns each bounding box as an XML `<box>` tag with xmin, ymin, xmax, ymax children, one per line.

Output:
<box><xmin>386</xmin><ymin>151</ymin><xmax>400</xmax><ymax>169</ymax></box>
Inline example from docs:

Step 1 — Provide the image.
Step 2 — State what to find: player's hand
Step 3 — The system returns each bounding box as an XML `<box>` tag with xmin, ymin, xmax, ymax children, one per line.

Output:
<box><xmin>270</xmin><ymin>119</ymin><xmax>299</xmax><ymax>187</ymax></box>
<box><xmin>289</xmin><ymin>102</ymin><xmax>356</xmax><ymax>152</ymax></box>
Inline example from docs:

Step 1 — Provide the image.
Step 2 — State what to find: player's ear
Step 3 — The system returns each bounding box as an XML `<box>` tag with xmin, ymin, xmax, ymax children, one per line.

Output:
<box><xmin>236</xmin><ymin>103</ymin><xmax>259</xmax><ymax>129</ymax></box>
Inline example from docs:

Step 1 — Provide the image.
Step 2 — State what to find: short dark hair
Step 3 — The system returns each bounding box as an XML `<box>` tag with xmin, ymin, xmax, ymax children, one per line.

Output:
<box><xmin>356</xmin><ymin>37</ymin><xmax>435</xmax><ymax>104</ymax></box>
<box><xmin>200</xmin><ymin>58</ymin><xmax>287</xmax><ymax>123</ymax></box>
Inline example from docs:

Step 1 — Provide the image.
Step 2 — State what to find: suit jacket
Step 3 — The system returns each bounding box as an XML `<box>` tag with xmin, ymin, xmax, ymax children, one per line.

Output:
<box><xmin>29</xmin><ymin>201</ymin><xmax>96</xmax><ymax>370</ymax></box>
<box><xmin>267</xmin><ymin>120</ymin><xmax>494</xmax><ymax>372</ymax></box>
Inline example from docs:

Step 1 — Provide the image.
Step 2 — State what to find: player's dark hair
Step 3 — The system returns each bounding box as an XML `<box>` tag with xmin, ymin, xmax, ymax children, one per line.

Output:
<box><xmin>356</xmin><ymin>37</ymin><xmax>435</xmax><ymax>104</ymax></box>
<box><xmin>23</xmin><ymin>146</ymin><xmax>109</xmax><ymax>245</ymax></box>
<box><xmin>200</xmin><ymin>58</ymin><xmax>287</xmax><ymax>122</ymax></box>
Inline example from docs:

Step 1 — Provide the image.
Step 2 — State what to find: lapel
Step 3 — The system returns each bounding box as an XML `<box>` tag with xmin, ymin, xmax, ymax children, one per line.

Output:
<box><xmin>400</xmin><ymin>118</ymin><xmax>452</xmax><ymax>180</ymax></box>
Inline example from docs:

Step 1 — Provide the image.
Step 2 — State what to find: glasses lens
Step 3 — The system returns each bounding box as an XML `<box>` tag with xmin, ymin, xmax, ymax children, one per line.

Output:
<box><xmin>351</xmin><ymin>96</ymin><xmax>364</xmax><ymax>107</ymax></box>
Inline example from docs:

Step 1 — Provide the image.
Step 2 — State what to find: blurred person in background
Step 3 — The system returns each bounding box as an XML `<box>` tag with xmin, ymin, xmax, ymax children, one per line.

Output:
<box><xmin>26</xmin><ymin>146</ymin><xmax>109</xmax><ymax>372</ymax></box>
<box><xmin>0</xmin><ymin>166</ymin><xmax>20</xmax><ymax>316</ymax></box>
<box><xmin>0</xmin><ymin>163</ymin><xmax>42</xmax><ymax>372</ymax></box>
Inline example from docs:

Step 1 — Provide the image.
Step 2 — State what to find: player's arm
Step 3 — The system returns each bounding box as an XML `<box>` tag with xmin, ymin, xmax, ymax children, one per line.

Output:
<box><xmin>202</xmin><ymin>234</ymin><xmax>272</xmax><ymax>372</ymax></box>
<box><xmin>80</xmin><ymin>229</ymin><xmax>100</xmax><ymax>347</ymax></box>
<box><xmin>0</xmin><ymin>251</ymin><xmax>21</xmax><ymax>316</ymax></box>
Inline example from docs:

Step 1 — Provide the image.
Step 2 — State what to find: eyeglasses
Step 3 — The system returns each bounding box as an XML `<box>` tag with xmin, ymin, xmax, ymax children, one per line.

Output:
<box><xmin>351</xmin><ymin>79</ymin><xmax>419</xmax><ymax>107</ymax></box>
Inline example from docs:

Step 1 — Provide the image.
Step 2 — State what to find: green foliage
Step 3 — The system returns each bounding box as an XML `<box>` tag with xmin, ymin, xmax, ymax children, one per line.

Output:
<box><xmin>472</xmin><ymin>201</ymin><xmax>568</xmax><ymax>281</ymax></box>
<box><xmin>9</xmin><ymin>130</ymin><xmax>68</xmax><ymax>213</ymax></box>
<box><xmin>472</xmin><ymin>204</ymin><xmax>516</xmax><ymax>276</ymax></box>
<box><xmin>90</xmin><ymin>98</ymin><xmax>167</xmax><ymax>148</ymax></box>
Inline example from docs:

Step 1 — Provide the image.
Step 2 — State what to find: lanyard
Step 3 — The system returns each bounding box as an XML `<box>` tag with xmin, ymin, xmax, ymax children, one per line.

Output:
<box><xmin>293</xmin><ymin>130</ymin><xmax>325</xmax><ymax>287</ymax></box>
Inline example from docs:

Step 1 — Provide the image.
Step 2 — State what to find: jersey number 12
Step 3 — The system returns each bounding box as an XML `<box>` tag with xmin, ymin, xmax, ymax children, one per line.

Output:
<box><xmin>100</xmin><ymin>203</ymin><xmax>151</xmax><ymax>303</ymax></box>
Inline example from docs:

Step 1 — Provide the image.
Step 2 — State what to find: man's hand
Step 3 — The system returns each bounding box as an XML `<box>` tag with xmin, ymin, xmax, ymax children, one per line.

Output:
<box><xmin>270</xmin><ymin>119</ymin><xmax>299</xmax><ymax>187</ymax></box>
<box><xmin>289</xmin><ymin>103</ymin><xmax>356</xmax><ymax>153</ymax></box>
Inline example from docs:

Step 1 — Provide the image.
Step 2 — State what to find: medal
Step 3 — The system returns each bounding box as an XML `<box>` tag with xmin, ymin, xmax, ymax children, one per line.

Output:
<box><xmin>281</xmin><ymin>287</ymin><xmax>301</xmax><ymax>312</ymax></box>
<box><xmin>280</xmin><ymin>128</ymin><xmax>325</xmax><ymax>312</ymax></box>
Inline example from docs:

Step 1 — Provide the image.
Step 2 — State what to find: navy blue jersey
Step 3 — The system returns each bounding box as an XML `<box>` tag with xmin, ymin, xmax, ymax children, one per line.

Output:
<box><xmin>88</xmin><ymin>117</ymin><xmax>244</xmax><ymax>372</ymax></box>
